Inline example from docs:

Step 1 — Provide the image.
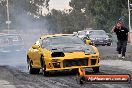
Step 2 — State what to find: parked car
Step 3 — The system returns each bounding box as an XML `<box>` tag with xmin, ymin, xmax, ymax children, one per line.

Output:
<box><xmin>87</xmin><ymin>30</ymin><xmax>112</xmax><ymax>46</ymax></box>
<box><xmin>0</xmin><ymin>33</ymin><xmax>25</xmax><ymax>59</ymax></box>
<box><xmin>74</xmin><ymin>31</ymin><xmax>92</xmax><ymax>45</ymax></box>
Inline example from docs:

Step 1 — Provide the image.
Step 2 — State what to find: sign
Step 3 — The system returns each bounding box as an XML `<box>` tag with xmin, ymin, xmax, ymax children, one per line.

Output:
<box><xmin>77</xmin><ymin>74</ymin><xmax>131</xmax><ymax>84</ymax></box>
<box><xmin>130</xmin><ymin>4</ymin><xmax>132</xmax><ymax>10</ymax></box>
<box><xmin>6</xmin><ymin>21</ymin><xmax>11</xmax><ymax>24</ymax></box>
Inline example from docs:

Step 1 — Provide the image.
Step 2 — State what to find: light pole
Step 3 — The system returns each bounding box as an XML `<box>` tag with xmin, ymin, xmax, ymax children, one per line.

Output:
<box><xmin>128</xmin><ymin>0</ymin><xmax>132</xmax><ymax>44</ymax></box>
<box><xmin>6</xmin><ymin>0</ymin><xmax>11</xmax><ymax>33</ymax></box>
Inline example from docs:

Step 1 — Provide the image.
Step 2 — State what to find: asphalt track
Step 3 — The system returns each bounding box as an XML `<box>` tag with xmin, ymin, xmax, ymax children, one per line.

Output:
<box><xmin>0</xmin><ymin>44</ymin><xmax>132</xmax><ymax>88</ymax></box>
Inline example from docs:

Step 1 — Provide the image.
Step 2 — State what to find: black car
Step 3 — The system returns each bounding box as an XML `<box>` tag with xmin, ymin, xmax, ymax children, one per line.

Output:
<box><xmin>0</xmin><ymin>34</ymin><xmax>25</xmax><ymax>59</ymax></box>
<box><xmin>88</xmin><ymin>30</ymin><xmax>112</xmax><ymax>46</ymax></box>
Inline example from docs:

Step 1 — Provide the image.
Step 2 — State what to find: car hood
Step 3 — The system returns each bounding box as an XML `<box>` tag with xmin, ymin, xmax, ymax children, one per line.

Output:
<box><xmin>46</xmin><ymin>44</ymin><xmax>95</xmax><ymax>54</ymax></box>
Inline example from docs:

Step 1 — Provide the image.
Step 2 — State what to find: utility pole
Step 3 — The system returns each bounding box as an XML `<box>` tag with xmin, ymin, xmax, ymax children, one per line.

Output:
<box><xmin>6</xmin><ymin>0</ymin><xmax>11</xmax><ymax>34</ymax></box>
<box><xmin>128</xmin><ymin>0</ymin><xmax>132</xmax><ymax>44</ymax></box>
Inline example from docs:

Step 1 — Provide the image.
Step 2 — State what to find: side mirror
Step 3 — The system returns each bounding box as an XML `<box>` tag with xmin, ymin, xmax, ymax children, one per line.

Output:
<box><xmin>32</xmin><ymin>45</ymin><xmax>39</xmax><ymax>49</ymax></box>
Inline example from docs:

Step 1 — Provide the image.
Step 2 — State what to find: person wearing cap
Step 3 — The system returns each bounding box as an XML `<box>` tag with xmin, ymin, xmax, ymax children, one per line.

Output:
<box><xmin>112</xmin><ymin>21</ymin><xmax>131</xmax><ymax>59</ymax></box>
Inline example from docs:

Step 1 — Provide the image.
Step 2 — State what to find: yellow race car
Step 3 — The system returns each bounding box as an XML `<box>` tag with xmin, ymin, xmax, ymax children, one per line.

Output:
<box><xmin>27</xmin><ymin>34</ymin><xmax>100</xmax><ymax>76</ymax></box>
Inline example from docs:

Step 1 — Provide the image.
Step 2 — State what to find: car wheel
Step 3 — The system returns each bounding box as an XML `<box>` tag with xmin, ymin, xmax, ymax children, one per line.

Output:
<box><xmin>71</xmin><ymin>69</ymin><xmax>79</xmax><ymax>75</ymax></box>
<box><xmin>79</xmin><ymin>76</ymin><xmax>86</xmax><ymax>84</ymax></box>
<box><xmin>41</xmin><ymin>56</ymin><xmax>49</xmax><ymax>76</ymax></box>
<box><xmin>107</xmin><ymin>43</ymin><xmax>111</xmax><ymax>46</ymax></box>
<box><xmin>28</xmin><ymin>60</ymin><xmax>40</xmax><ymax>74</ymax></box>
<box><xmin>92</xmin><ymin>67</ymin><xmax>99</xmax><ymax>73</ymax></box>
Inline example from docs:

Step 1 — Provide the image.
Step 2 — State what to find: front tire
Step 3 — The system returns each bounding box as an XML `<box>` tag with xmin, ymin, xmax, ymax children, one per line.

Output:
<box><xmin>41</xmin><ymin>56</ymin><xmax>49</xmax><ymax>76</ymax></box>
<box><xmin>28</xmin><ymin>60</ymin><xmax>40</xmax><ymax>74</ymax></box>
<box><xmin>79</xmin><ymin>76</ymin><xmax>86</xmax><ymax>84</ymax></box>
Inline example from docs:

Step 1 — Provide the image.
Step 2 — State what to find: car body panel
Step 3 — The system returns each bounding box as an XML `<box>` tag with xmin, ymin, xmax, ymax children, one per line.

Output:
<box><xmin>27</xmin><ymin>34</ymin><xmax>100</xmax><ymax>72</ymax></box>
<box><xmin>86</xmin><ymin>40</ymin><xmax>91</xmax><ymax>45</ymax></box>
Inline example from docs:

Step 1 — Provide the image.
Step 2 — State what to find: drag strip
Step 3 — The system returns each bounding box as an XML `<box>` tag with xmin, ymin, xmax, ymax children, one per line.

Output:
<box><xmin>101</xmin><ymin>60</ymin><xmax>132</xmax><ymax>71</ymax></box>
<box><xmin>0</xmin><ymin>44</ymin><xmax>132</xmax><ymax>88</ymax></box>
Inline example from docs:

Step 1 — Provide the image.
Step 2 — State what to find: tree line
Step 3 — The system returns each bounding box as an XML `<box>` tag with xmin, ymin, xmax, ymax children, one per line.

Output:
<box><xmin>0</xmin><ymin>0</ymin><xmax>131</xmax><ymax>33</ymax></box>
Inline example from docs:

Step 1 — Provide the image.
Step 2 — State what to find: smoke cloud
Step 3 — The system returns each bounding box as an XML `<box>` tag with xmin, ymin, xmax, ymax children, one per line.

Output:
<box><xmin>0</xmin><ymin>0</ymin><xmax>57</xmax><ymax>72</ymax></box>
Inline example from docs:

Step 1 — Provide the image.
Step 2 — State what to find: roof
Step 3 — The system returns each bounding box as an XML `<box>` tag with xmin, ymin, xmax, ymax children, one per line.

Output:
<box><xmin>85</xmin><ymin>30</ymin><xmax>105</xmax><ymax>32</ymax></box>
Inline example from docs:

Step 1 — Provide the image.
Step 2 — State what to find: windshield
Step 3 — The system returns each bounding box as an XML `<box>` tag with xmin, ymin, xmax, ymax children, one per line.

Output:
<box><xmin>43</xmin><ymin>35</ymin><xmax>85</xmax><ymax>46</ymax></box>
<box><xmin>78</xmin><ymin>31</ymin><xmax>86</xmax><ymax>35</ymax></box>
<box><xmin>89</xmin><ymin>31</ymin><xmax>106</xmax><ymax>35</ymax></box>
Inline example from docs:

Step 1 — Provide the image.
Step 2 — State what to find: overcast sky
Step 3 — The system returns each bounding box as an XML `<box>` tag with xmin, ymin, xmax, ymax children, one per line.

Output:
<box><xmin>49</xmin><ymin>0</ymin><xmax>71</xmax><ymax>10</ymax></box>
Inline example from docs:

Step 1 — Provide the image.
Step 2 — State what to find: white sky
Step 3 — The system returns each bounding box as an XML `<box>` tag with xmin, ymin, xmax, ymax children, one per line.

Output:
<box><xmin>49</xmin><ymin>0</ymin><xmax>71</xmax><ymax>10</ymax></box>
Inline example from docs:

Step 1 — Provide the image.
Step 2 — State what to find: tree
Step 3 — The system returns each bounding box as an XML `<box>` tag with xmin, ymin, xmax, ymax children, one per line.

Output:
<box><xmin>69</xmin><ymin>0</ymin><xmax>129</xmax><ymax>32</ymax></box>
<box><xmin>0</xmin><ymin>0</ymin><xmax>50</xmax><ymax>29</ymax></box>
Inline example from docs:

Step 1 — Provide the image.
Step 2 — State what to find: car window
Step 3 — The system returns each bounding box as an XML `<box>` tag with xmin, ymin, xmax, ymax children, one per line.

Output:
<box><xmin>42</xmin><ymin>35</ymin><xmax>85</xmax><ymax>47</ymax></box>
<box><xmin>42</xmin><ymin>39</ymin><xmax>49</xmax><ymax>48</ymax></box>
<box><xmin>35</xmin><ymin>40</ymin><xmax>40</xmax><ymax>46</ymax></box>
<box><xmin>89</xmin><ymin>31</ymin><xmax>106</xmax><ymax>35</ymax></box>
<box><xmin>35</xmin><ymin>38</ymin><xmax>43</xmax><ymax>47</ymax></box>
<box><xmin>78</xmin><ymin>31</ymin><xmax>85</xmax><ymax>35</ymax></box>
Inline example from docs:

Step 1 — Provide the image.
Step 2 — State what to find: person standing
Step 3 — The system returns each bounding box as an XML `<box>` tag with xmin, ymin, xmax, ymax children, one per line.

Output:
<box><xmin>112</xmin><ymin>21</ymin><xmax>131</xmax><ymax>59</ymax></box>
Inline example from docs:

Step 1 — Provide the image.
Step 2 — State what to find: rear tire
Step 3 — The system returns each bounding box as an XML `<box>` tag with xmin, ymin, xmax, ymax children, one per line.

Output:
<box><xmin>107</xmin><ymin>43</ymin><xmax>111</xmax><ymax>46</ymax></box>
<box><xmin>28</xmin><ymin>59</ymin><xmax>40</xmax><ymax>74</ymax></box>
<box><xmin>92</xmin><ymin>67</ymin><xmax>99</xmax><ymax>73</ymax></box>
<box><xmin>102</xmin><ymin>44</ymin><xmax>105</xmax><ymax>46</ymax></box>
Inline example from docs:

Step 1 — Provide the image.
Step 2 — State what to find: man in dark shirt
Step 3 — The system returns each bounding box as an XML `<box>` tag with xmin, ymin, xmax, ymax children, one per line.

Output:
<box><xmin>112</xmin><ymin>21</ymin><xmax>131</xmax><ymax>59</ymax></box>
